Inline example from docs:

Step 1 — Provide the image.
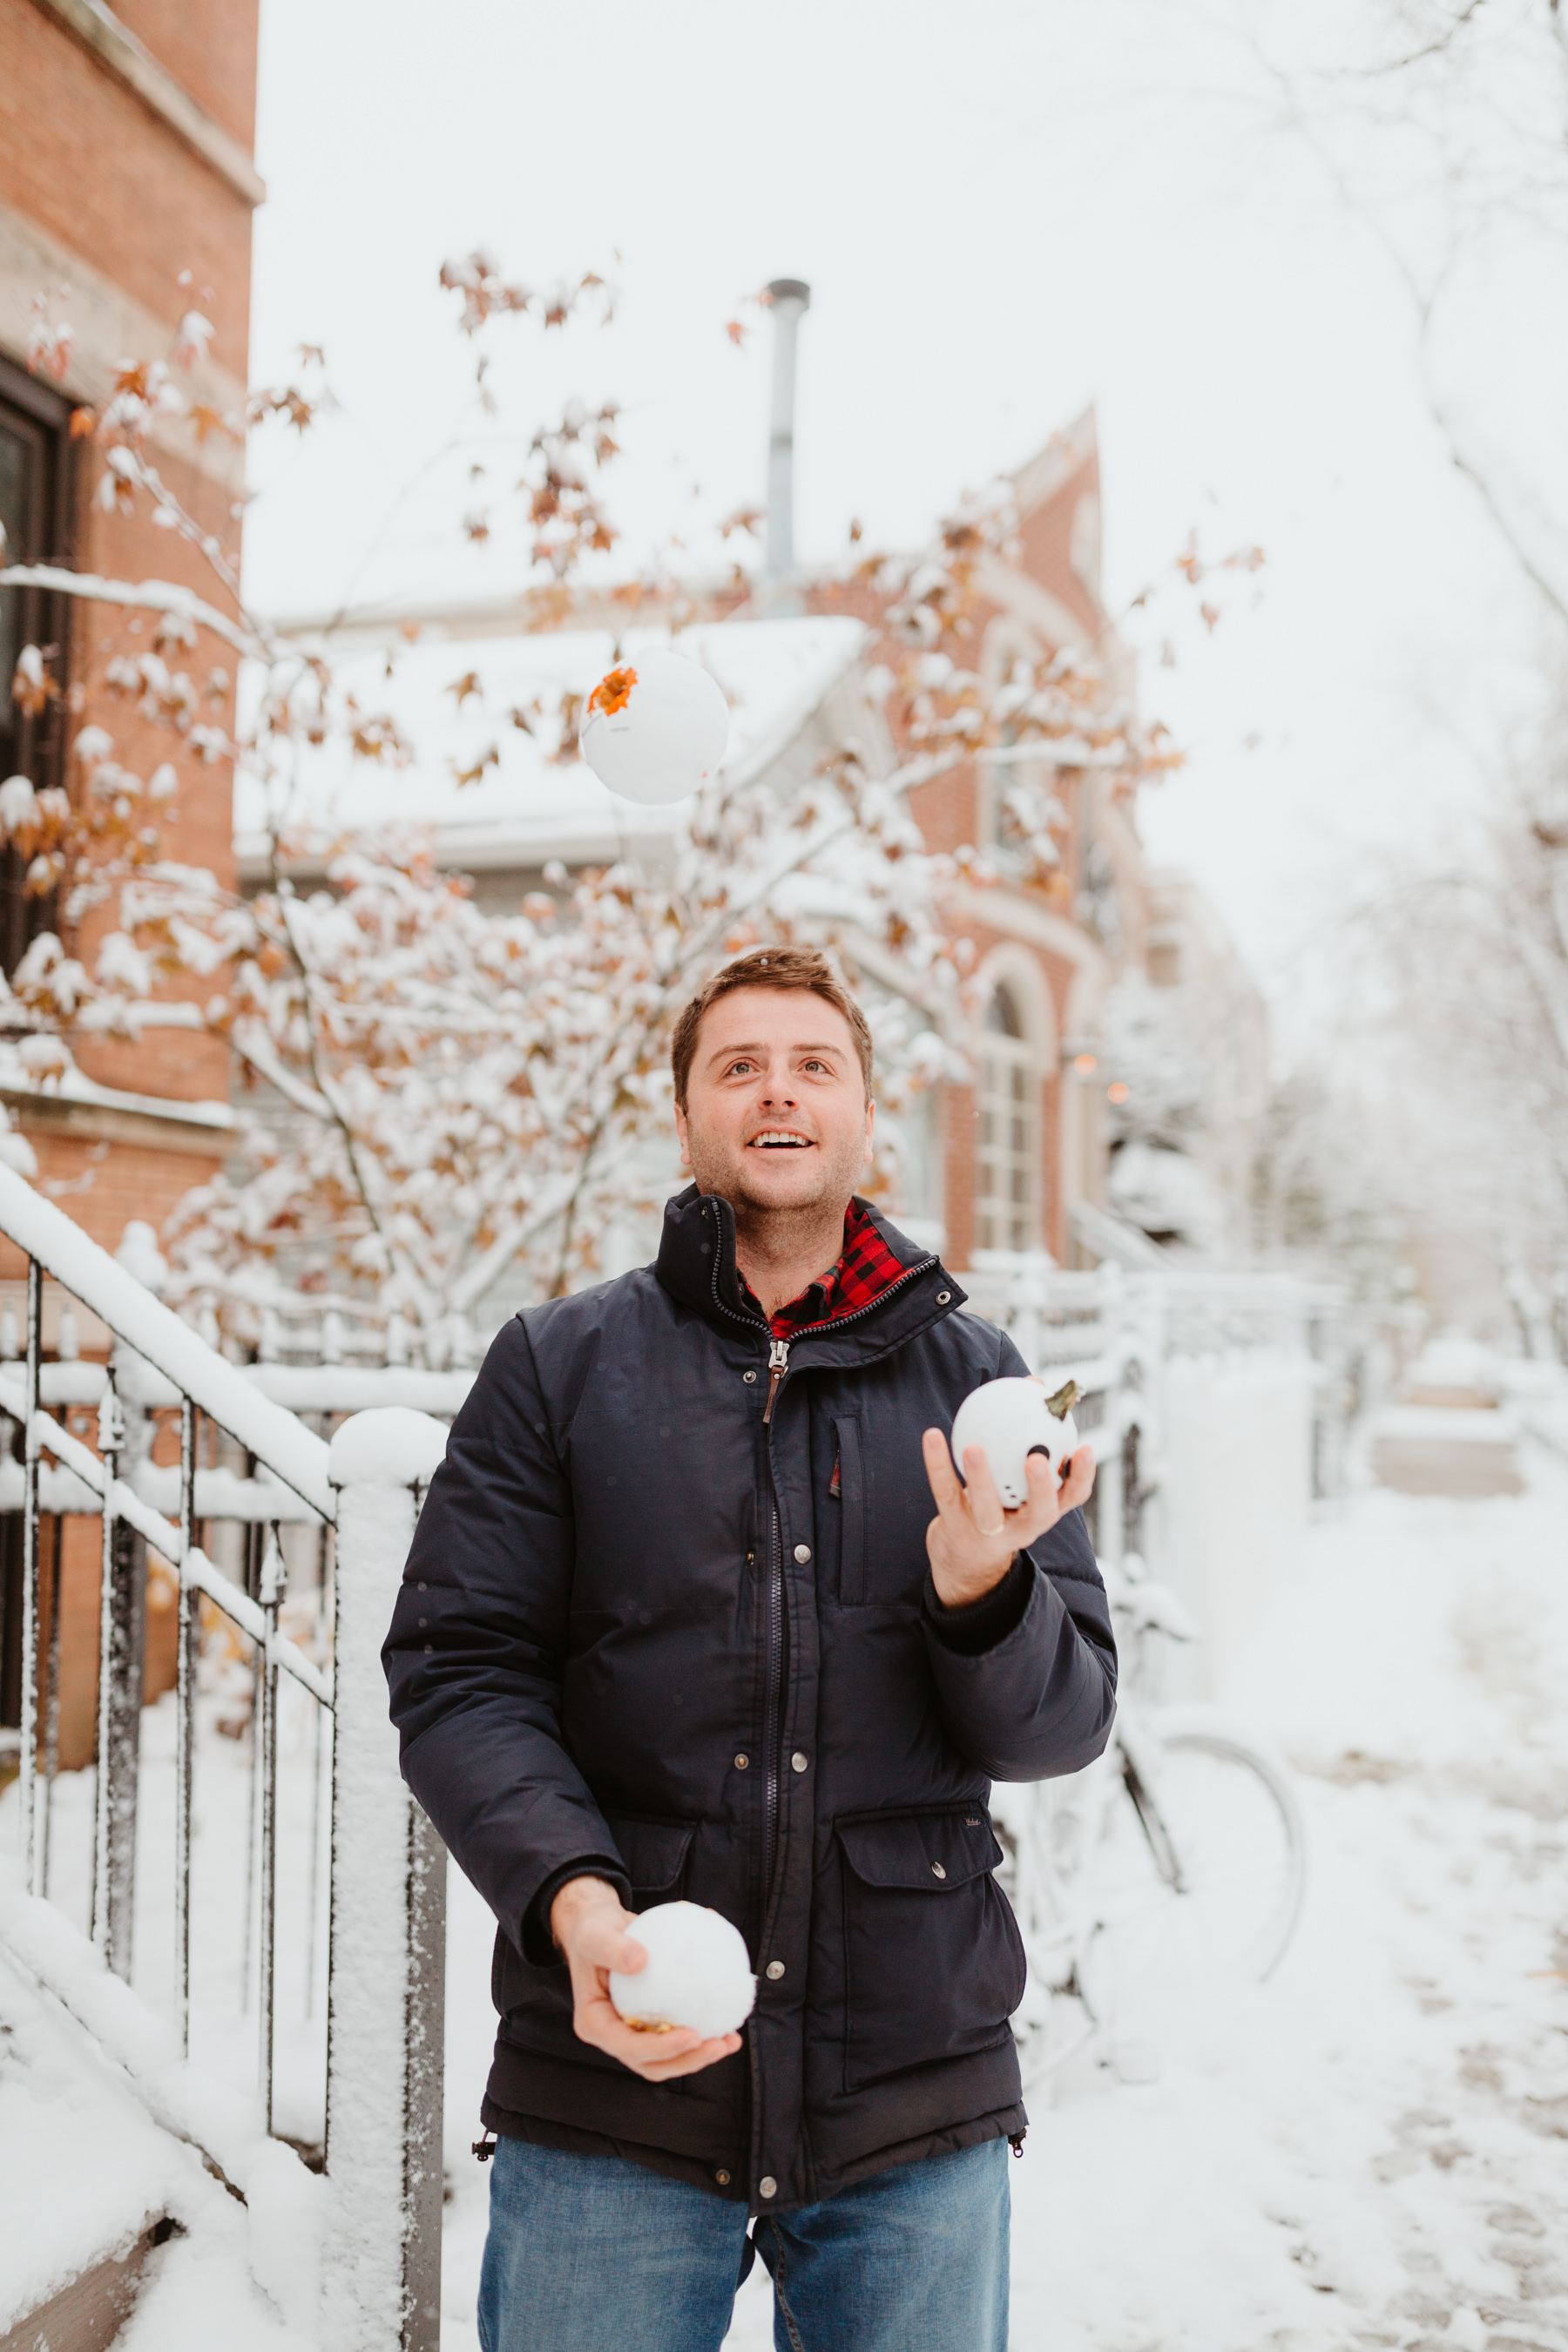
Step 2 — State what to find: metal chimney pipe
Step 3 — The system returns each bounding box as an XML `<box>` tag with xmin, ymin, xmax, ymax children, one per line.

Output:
<box><xmin>764</xmin><ymin>278</ymin><xmax>810</xmax><ymax>584</ymax></box>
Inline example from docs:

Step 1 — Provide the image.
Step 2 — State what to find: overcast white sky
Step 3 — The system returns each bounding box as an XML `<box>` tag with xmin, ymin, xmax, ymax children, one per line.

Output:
<box><xmin>245</xmin><ymin>0</ymin><xmax>1567</xmax><ymax>992</ymax></box>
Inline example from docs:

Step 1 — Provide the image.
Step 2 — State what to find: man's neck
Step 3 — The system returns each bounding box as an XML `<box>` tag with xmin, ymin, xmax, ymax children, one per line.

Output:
<box><xmin>731</xmin><ymin>1199</ymin><xmax>852</xmax><ymax>1321</ymax></box>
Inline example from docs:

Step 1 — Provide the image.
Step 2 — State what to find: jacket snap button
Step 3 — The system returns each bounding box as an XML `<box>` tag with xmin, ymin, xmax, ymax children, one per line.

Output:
<box><xmin>790</xmin><ymin>1752</ymin><xmax>809</xmax><ymax>1773</ymax></box>
<box><xmin>793</xmin><ymin>1544</ymin><xmax>811</xmax><ymax>1564</ymax></box>
<box><xmin>743</xmin><ymin>1369</ymin><xmax>758</xmax><ymax>1383</ymax></box>
<box><xmin>759</xmin><ymin>2177</ymin><xmax>778</xmax><ymax>2200</ymax></box>
<box><xmin>715</xmin><ymin>2169</ymin><xmax>731</xmax><ymax>2186</ymax></box>
<box><xmin>734</xmin><ymin>1753</ymin><xmax>750</xmax><ymax>1769</ymax></box>
<box><xmin>936</xmin><ymin>1290</ymin><xmax>951</xmax><ymax>1304</ymax></box>
<box><xmin>931</xmin><ymin>1862</ymin><xmax>947</xmax><ymax>1879</ymax></box>
<box><xmin>766</xmin><ymin>1960</ymin><xmax>785</xmax><ymax>1980</ymax></box>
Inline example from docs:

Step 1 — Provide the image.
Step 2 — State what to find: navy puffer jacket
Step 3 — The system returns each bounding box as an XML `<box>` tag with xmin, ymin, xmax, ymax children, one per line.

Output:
<box><xmin>384</xmin><ymin>1189</ymin><xmax>1116</xmax><ymax>2214</ymax></box>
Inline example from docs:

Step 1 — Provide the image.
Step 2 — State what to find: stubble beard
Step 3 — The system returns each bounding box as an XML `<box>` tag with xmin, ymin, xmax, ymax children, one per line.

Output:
<box><xmin>687</xmin><ymin>1128</ymin><xmax>868</xmax><ymax>1244</ymax></box>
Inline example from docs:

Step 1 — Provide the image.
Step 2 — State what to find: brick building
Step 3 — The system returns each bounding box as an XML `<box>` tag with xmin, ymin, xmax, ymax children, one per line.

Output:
<box><xmin>274</xmin><ymin>407</ymin><xmax>1158</xmax><ymax>1281</ymax></box>
<box><xmin>0</xmin><ymin>0</ymin><xmax>260</xmax><ymax>1761</ymax></box>
<box><xmin>808</xmin><ymin>409</ymin><xmax>1148</xmax><ymax>1268</ymax></box>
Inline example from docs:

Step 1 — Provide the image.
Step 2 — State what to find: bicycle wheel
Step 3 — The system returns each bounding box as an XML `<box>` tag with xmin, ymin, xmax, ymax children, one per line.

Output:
<box><xmin>1078</xmin><ymin>1726</ymin><xmax>1306</xmax><ymax>2021</ymax></box>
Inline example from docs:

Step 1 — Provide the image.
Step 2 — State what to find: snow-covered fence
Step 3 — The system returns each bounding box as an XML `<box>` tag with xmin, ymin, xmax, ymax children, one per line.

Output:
<box><xmin>0</xmin><ymin>1165</ymin><xmax>446</xmax><ymax>2349</ymax></box>
<box><xmin>959</xmin><ymin>1254</ymin><xmax>1347</xmax><ymax>1691</ymax></box>
<box><xmin>327</xmin><ymin>1409</ymin><xmax>450</xmax><ymax>2352</ymax></box>
<box><xmin>248</xmin><ymin>1295</ymin><xmax>487</xmax><ymax>1375</ymax></box>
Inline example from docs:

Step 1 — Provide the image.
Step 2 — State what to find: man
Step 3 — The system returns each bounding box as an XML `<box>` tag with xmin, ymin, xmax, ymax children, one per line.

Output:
<box><xmin>384</xmin><ymin>944</ymin><xmax>1116</xmax><ymax>2352</ymax></box>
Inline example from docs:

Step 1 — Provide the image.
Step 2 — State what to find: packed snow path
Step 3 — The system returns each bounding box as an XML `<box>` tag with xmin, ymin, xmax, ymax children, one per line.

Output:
<box><xmin>436</xmin><ymin>1463</ymin><xmax>1568</xmax><ymax>2351</ymax></box>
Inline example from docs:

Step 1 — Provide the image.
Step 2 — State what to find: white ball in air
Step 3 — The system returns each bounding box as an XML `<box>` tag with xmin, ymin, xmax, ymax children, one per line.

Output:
<box><xmin>949</xmin><ymin>1377</ymin><xmax>1079</xmax><ymax>1511</ymax></box>
<box><xmin>608</xmin><ymin>1901</ymin><xmax>756</xmax><ymax>2039</ymax></box>
<box><xmin>580</xmin><ymin>651</ymin><xmax>730</xmax><ymax>806</ymax></box>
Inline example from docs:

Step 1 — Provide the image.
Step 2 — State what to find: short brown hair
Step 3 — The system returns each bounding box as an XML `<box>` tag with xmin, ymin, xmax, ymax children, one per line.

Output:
<box><xmin>671</xmin><ymin>946</ymin><xmax>874</xmax><ymax>1108</ymax></box>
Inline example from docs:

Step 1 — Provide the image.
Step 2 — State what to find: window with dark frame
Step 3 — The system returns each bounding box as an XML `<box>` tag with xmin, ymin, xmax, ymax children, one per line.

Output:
<box><xmin>0</xmin><ymin>349</ymin><xmax>72</xmax><ymax>978</ymax></box>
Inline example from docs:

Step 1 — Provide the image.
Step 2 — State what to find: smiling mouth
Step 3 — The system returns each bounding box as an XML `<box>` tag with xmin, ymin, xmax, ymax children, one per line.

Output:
<box><xmin>748</xmin><ymin>1130</ymin><xmax>814</xmax><ymax>1150</ymax></box>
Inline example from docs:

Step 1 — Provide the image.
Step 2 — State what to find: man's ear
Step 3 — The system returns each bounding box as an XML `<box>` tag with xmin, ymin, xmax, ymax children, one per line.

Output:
<box><xmin>863</xmin><ymin>1097</ymin><xmax>875</xmax><ymax>1165</ymax></box>
<box><xmin>674</xmin><ymin>1098</ymin><xmax>693</xmax><ymax>1173</ymax></box>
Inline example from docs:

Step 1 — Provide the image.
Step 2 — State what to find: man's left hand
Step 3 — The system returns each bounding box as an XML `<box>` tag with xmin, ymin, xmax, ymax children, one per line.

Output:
<box><xmin>921</xmin><ymin>1420</ymin><xmax>1096</xmax><ymax>1610</ymax></box>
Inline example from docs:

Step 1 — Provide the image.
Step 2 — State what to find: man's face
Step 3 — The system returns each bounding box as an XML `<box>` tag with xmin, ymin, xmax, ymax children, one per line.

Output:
<box><xmin>675</xmin><ymin>986</ymin><xmax>875</xmax><ymax>1217</ymax></box>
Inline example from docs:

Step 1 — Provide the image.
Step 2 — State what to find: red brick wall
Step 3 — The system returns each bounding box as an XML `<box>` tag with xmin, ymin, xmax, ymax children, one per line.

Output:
<box><xmin>802</xmin><ymin>452</ymin><xmax>1112</xmax><ymax>1268</ymax></box>
<box><xmin>0</xmin><ymin>2</ymin><xmax>254</xmax><ymax>376</ymax></box>
<box><xmin>113</xmin><ymin>0</ymin><xmax>260</xmax><ymax>150</ymax></box>
<box><xmin>1</xmin><ymin>1</ymin><xmax>257</xmax><ymax>1756</ymax></box>
<box><xmin>0</xmin><ymin>1128</ymin><xmax>227</xmax><ymax>1274</ymax></box>
<box><xmin>1015</xmin><ymin>451</ymin><xmax>1103</xmax><ymax>645</ymax></box>
<box><xmin>0</xmin><ymin>0</ymin><xmax>253</xmax><ymax>1112</ymax></box>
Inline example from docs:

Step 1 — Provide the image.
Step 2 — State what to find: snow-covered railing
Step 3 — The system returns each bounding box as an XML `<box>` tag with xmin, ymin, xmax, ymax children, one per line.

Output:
<box><xmin>0</xmin><ymin>1163</ymin><xmax>448</xmax><ymax>2350</ymax></box>
<box><xmin>960</xmin><ymin>1254</ymin><xmax>1350</xmax><ymax>1671</ymax></box>
<box><xmin>248</xmin><ymin>1293</ymin><xmax>485</xmax><ymax>1374</ymax></box>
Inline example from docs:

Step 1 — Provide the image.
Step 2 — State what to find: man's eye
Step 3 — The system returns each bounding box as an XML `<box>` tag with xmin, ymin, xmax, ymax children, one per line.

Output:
<box><xmin>727</xmin><ymin>1060</ymin><xmax>755</xmax><ymax>1077</ymax></box>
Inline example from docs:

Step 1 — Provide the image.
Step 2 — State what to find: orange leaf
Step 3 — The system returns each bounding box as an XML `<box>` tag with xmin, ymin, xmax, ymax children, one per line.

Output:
<box><xmin>587</xmin><ymin>666</ymin><xmax>636</xmax><ymax>718</ymax></box>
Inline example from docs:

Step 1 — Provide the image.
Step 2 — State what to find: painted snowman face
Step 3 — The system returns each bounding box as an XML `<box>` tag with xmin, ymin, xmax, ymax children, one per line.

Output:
<box><xmin>580</xmin><ymin>651</ymin><xmax>730</xmax><ymax>806</ymax></box>
<box><xmin>949</xmin><ymin>1376</ymin><xmax>1079</xmax><ymax>1510</ymax></box>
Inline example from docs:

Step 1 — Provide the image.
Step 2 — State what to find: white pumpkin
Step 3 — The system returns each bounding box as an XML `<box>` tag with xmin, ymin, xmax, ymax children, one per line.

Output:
<box><xmin>608</xmin><ymin>1900</ymin><xmax>755</xmax><ymax>2039</ymax></box>
<box><xmin>949</xmin><ymin>1376</ymin><xmax>1079</xmax><ymax>1511</ymax></box>
<box><xmin>580</xmin><ymin>650</ymin><xmax>730</xmax><ymax>806</ymax></box>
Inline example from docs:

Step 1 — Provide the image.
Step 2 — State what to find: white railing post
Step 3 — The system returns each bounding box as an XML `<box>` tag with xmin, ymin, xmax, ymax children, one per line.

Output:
<box><xmin>325</xmin><ymin>1408</ymin><xmax>452</xmax><ymax>2352</ymax></box>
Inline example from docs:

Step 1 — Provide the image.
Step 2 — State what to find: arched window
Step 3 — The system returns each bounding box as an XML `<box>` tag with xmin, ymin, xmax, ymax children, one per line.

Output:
<box><xmin>977</xmin><ymin>982</ymin><xmax>1038</xmax><ymax>1252</ymax></box>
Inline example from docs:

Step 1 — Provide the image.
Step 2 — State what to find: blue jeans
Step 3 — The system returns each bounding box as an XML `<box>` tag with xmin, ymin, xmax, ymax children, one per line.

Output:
<box><xmin>477</xmin><ymin>2132</ymin><xmax>1010</xmax><ymax>2352</ymax></box>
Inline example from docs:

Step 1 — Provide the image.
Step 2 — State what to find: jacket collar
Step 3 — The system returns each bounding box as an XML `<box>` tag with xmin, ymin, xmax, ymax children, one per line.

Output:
<box><xmin>654</xmin><ymin>1185</ymin><xmax>966</xmax><ymax>1363</ymax></box>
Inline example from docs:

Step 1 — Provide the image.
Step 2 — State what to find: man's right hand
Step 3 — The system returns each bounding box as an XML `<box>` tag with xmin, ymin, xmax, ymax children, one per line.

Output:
<box><xmin>550</xmin><ymin>1876</ymin><xmax>743</xmax><ymax>2083</ymax></box>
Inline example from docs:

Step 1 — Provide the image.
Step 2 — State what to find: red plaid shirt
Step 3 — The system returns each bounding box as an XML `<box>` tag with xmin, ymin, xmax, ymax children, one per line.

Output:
<box><xmin>738</xmin><ymin>1199</ymin><xmax>909</xmax><ymax>1339</ymax></box>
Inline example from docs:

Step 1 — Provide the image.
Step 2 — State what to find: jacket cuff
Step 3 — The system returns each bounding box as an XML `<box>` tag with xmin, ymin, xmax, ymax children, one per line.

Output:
<box><xmin>923</xmin><ymin>1553</ymin><xmax>1035</xmax><ymax>1658</ymax></box>
<box><xmin>521</xmin><ymin>1858</ymin><xmax>633</xmax><ymax>1968</ymax></box>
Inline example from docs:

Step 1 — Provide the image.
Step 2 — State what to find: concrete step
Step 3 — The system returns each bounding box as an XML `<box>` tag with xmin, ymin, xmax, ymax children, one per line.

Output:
<box><xmin>0</xmin><ymin>2221</ymin><xmax>173</xmax><ymax>2352</ymax></box>
<box><xmin>0</xmin><ymin>1945</ymin><xmax>190</xmax><ymax>2349</ymax></box>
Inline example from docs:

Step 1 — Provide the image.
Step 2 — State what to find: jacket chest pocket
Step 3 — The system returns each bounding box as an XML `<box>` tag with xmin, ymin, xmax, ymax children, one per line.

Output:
<box><xmin>831</xmin><ymin>1412</ymin><xmax>930</xmax><ymax>1606</ymax></box>
<box><xmin>835</xmin><ymin>1810</ymin><xmax>1025</xmax><ymax>2093</ymax></box>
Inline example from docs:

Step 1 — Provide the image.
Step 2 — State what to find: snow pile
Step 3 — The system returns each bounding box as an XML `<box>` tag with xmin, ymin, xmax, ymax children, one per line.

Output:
<box><xmin>0</xmin><ymin>1869</ymin><xmax>324</xmax><ymax>2348</ymax></box>
<box><xmin>328</xmin><ymin>1404</ymin><xmax>451</xmax><ymax>1490</ymax></box>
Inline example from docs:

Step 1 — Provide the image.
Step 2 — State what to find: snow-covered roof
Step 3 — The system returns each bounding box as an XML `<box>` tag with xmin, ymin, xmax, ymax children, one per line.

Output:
<box><xmin>234</xmin><ymin>614</ymin><xmax>868</xmax><ymax>877</ymax></box>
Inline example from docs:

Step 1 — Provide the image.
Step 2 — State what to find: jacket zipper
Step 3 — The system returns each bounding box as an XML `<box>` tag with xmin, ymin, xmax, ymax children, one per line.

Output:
<box><xmin>760</xmin><ymin>1491</ymin><xmax>785</xmax><ymax>1899</ymax></box>
<box><xmin>762</xmin><ymin>1337</ymin><xmax>789</xmax><ymax>1425</ymax></box>
<box><xmin>702</xmin><ymin>1218</ymin><xmax>948</xmax><ymax>1919</ymax></box>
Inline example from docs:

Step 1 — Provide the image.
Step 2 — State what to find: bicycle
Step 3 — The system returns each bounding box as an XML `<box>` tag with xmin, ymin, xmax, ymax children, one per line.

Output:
<box><xmin>990</xmin><ymin>1552</ymin><xmax>1307</xmax><ymax>2085</ymax></box>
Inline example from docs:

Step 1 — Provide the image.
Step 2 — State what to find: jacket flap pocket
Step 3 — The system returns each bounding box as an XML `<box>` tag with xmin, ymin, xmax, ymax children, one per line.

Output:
<box><xmin>837</xmin><ymin>1810</ymin><xmax>1003</xmax><ymax>1892</ymax></box>
<box><xmin>605</xmin><ymin>1814</ymin><xmax>696</xmax><ymax>1897</ymax></box>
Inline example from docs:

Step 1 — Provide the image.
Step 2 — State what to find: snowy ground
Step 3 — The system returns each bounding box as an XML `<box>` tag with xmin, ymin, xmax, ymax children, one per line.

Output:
<box><xmin>438</xmin><ymin>1462</ymin><xmax>1568</xmax><ymax>2351</ymax></box>
<box><xmin>4</xmin><ymin>1458</ymin><xmax>1567</xmax><ymax>2348</ymax></box>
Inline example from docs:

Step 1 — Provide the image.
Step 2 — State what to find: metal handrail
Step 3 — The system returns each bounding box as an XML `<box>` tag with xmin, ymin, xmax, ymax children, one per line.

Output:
<box><xmin>0</xmin><ymin>1163</ymin><xmax>334</xmax><ymax>1517</ymax></box>
<box><xmin>0</xmin><ymin>1179</ymin><xmax>452</xmax><ymax>2348</ymax></box>
<box><xmin>0</xmin><ymin>1174</ymin><xmax>340</xmax><ymax>2143</ymax></box>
